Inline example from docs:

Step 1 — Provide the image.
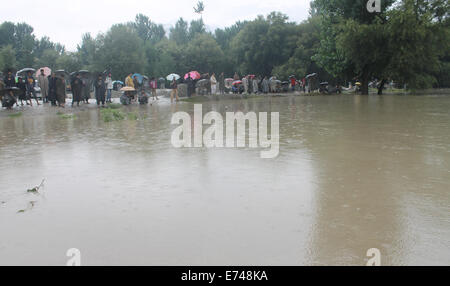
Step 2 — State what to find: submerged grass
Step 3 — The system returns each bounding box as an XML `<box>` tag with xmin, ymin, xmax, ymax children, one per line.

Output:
<box><xmin>57</xmin><ymin>111</ymin><xmax>77</xmax><ymax>120</ymax></box>
<box><xmin>101</xmin><ymin>108</ymin><xmax>126</xmax><ymax>122</ymax></box>
<box><xmin>107</xmin><ymin>103</ymin><xmax>122</xmax><ymax>109</ymax></box>
<box><xmin>8</xmin><ymin>112</ymin><xmax>23</xmax><ymax>118</ymax></box>
<box><xmin>101</xmin><ymin>104</ymin><xmax>142</xmax><ymax>122</ymax></box>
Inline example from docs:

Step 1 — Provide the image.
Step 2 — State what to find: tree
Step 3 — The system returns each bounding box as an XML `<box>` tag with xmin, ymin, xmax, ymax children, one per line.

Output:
<box><xmin>13</xmin><ymin>23</ymin><xmax>36</xmax><ymax>68</ymax></box>
<box><xmin>185</xmin><ymin>34</ymin><xmax>224</xmax><ymax>73</ymax></box>
<box><xmin>194</xmin><ymin>1</ymin><xmax>205</xmax><ymax>19</ymax></box>
<box><xmin>55</xmin><ymin>53</ymin><xmax>82</xmax><ymax>72</ymax></box>
<box><xmin>170</xmin><ymin>18</ymin><xmax>189</xmax><ymax>45</ymax></box>
<box><xmin>133</xmin><ymin>14</ymin><xmax>166</xmax><ymax>44</ymax></box>
<box><xmin>311</xmin><ymin>0</ymin><xmax>397</xmax><ymax>94</ymax></box>
<box><xmin>0</xmin><ymin>45</ymin><xmax>16</xmax><ymax>72</ymax></box>
<box><xmin>231</xmin><ymin>12</ymin><xmax>298</xmax><ymax>76</ymax></box>
<box><xmin>272</xmin><ymin>16</ymin><xmax>333</xmax><ymax>81</ymax></box>
<box><xmin>189</xmin><ymin>19</ymin><xmax>206</xmax><ymax>41</ymax></box>
<box><xmin>98</xmin><ymin>24</ymin><xmax>146</xmax><ymax>80</ymax></box>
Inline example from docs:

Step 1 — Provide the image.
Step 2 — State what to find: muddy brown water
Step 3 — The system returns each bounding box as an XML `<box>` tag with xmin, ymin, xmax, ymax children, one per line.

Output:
<box><xmin>0</xmin><ymin>95</ymin><xmax>449</xmax><ymax>266</ymax></box>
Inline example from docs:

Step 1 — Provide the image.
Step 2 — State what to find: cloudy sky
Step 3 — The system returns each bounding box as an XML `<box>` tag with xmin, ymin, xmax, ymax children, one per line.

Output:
<box><xmin>1</xmin><ymin>0</ymin><xmax>311</xmax><ymax>51</ymax></box>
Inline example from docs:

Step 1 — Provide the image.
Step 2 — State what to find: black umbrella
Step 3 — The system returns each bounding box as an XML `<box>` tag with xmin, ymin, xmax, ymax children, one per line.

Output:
<box><xmin>55</xmin><ymin>70</ymin><xmax>69</xmax><ymax>78</ymax></box>
<box><xmin>0</xmin><ymin>87</ymin><xmax>21</xmax><ymax>96</ymax></box>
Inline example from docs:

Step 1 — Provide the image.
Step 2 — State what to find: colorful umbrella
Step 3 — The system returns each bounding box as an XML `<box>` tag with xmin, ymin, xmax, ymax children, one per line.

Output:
<box><xmin>184</xmin><ymin>71</ymin><xmax>201</xmax><ymax>80</ymax></box>
<box><xmin>167</xmin><ymin>74</ymin><xmax>180</xmax><ymax>81</ymax></box>
<box><xmin>232</xmin><ymin>80</ymin><xmax>243</xmax><ymax>85</ymax></box>
<box><xmin>36</xmin><ymin>67</ymin><xmax>52</xmax><ymax>77</ymax></box>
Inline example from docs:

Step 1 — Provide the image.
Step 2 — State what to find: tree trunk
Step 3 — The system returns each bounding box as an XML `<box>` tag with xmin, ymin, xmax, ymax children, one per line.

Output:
<box><xmin>361</xmin><ymin>69</ymin><xmax>370</xmax><ymax>95</ymax></box>
<box><xmin>377</xmin><ymin>79</ymin><xmax>386</xmax><ymax>95</ymax></box>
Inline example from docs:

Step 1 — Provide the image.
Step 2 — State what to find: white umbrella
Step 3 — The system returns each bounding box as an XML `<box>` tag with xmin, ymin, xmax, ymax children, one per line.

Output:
<box><xmin>166</xmin><ymin>74</ymin><xmax>180</xmax><ymax>81</ymax></box>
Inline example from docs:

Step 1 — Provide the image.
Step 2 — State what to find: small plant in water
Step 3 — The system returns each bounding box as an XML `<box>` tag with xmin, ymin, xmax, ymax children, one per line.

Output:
<box><xmin>127</xmin><ymin>112</ymin><xmax>139</xmax><ymax>121</ymax></box>
<box><xmin>8</xmin><ymin>112</ymin><xmax>22</xmax><ymax>118</ymax></box>
<box><xmin>27</xmin><ymin>179</ymin><xmax>45</xmax><ymax>194</ymax></box>
<box><xmin>101</xmin><ymin>108</ymin><xmax>126</xmax><ymax>122</ymax></box>
<box><xmin>106</xmin><ymin>103</ymin><xmax>122</xmax><ymax>110</ymax></box>
<box><xmin>57</xmin><ymin>112</ymin><xmax>76</xmax><ymax>119</ymax></box>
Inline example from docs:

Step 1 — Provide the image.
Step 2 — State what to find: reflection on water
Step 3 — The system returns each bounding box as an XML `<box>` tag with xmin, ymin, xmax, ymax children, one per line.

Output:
<box><xmin>0</xmin><ymin>95</ymin><xmax>449</xmax><ymax>266</ymax></box>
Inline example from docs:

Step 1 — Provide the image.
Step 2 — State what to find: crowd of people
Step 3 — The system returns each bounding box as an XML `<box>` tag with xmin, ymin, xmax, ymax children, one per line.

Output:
<box><xmin>1</xmin><ymin>66</ymin><xmax>310</xmax><ymax>110</ymax></box>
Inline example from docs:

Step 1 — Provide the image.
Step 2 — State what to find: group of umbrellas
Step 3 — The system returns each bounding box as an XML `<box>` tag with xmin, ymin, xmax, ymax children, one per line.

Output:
<box><xmin>166</xmin><ymin>71</ymin><xmax>201</xmax><ymax>82</ymax></box>
<box><xmin>14</xmin><ymin>67</ymin><xmax>93</xmax><ymax>80</ymax></box>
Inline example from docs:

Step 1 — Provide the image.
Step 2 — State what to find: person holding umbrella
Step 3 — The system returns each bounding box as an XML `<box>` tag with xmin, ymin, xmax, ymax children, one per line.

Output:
<box><xmin>55</xmin><ymin>74</ymin><xmax>66</xmax><ymax>108</ymax></box>
<box><xmin>48</xmin><ymin>73</ymin><xmax>58</xmax><ymax>106</ymax></box>
<box><xmin>94</xmin><ymin>74</ymin><xmax>106</xmax><ymax>107</ymax></box>
<box><xmin>26</xmin><ymin>71</ymin><xmax>40</xmax><ymax>106</ymax></box>
<box><xmin>16</xmin><ymin>77</ymin><xmax>29</xmax><ymax>106</ymax></box>
<box><xmin>170</xmin><ymin>78</ymin><xmax>180</xmax><ymax>103</ymax></box>
<box><xmin>71</xmin><ymin>73</ymin><xmax>83</xmax><ymax>107</ymax></box>
<box><xmin>38</xmin><ymin>69</ymin><xmax>49</xmax><ymax>103</ymax></box>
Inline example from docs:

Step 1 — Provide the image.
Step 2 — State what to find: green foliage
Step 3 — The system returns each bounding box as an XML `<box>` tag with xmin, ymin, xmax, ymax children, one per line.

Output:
<box><xmin>8</xmin><ymin>112</ymin><xmax>22</xmax><ymax>118</ymax></box>
<box><xmin>97</xmin><ymin>24</ymin><xmax>146</xmax><ymax>81</ymax></box>
<box><xmin>186</xmin><ymin>34</ymin><xmax>224</xmax><ymax>74</ymax></box>
<box><xmin>101</xmin><ymin>108</ymin><xmax>126</xmax><ymax>122</ymax></box>
<box><xmin>170</xmin><ymin>18</ymin><xmax>189</xmax><ymax>45</ymax></box>
<box><xmin>0</xmin><ymin>4</ymin><xmax>448</xmax><ymax>91</ymax></box>
<box><xmin>0</xmin><ymin>45</ymin><xmax>16</xmax><ymax>72</ymax></box>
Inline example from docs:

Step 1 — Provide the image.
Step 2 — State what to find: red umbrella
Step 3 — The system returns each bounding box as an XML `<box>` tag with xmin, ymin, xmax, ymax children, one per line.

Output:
<box><xmin>184</xmin><ymin>71</ymin><xmax>201</xmax><ymax>80</ymax></box>
<box><xmin>232</xmin><ymin>80</ymin><xmax>243</xmax><ymax>85</ymax></box>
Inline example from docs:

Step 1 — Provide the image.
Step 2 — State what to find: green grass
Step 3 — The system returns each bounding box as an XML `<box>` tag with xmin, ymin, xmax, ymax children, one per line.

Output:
<box><xmin>8</xmin><ymin>112</ymin><xmax>22</xmax><ymax>118</ymax></box>
<box><xmin>106</xmin><ymin>103</ymin><xmax>122</xmax><ymax>109</ymax></box>
<box><xmin>57</xmin><ymin>112</ymin><xmax>76</xmax><ymax>119</ymax></box>
<box><xmin>101</xmin><ymin>108</ymin><xmax>126</xmax><ymax>122</ymax></box>
<box><xmin>127</xmin><ymin>112</ymin><xmax>139</xmax><ymax>121</ymax></box>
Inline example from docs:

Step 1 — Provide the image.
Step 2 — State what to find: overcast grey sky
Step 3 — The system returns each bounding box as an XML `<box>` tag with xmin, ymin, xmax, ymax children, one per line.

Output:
<box><xmin>0</xmin><ymin>0</ymin><xmax>311</xmax><ymax>51</ymax></box>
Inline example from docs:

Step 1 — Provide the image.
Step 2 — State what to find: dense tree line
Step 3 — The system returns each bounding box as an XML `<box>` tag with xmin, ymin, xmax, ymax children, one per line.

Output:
<box><xmin>1</xmin><ymin>0</ymin><xmax>448</xmax><ymax>94</ymax></box>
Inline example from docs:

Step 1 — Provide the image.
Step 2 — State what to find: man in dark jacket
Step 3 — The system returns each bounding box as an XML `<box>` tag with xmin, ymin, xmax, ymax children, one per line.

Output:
<box><xmin>4</xmin><ymin>71</ymin><xmax>16</xmax><ymax>88</ymax></box>
<box><xmin>48</xmin><ymin>73</ymin><xmax>58</xmax><ymax>106</ymax></box>
<box><xmin>219</xmin><ymin>72</ymin><xmax>225</xmax><ymax>94</ymax></box>
<box><xmin>71</xmin><ymin>74</ymin><xmax>83</xmax><ymax>107</ymax></box>
<box><xmin>55</xmin><ymin>75</ymin><xmax>66</xmax><ymax>107</ymax></box>
<box><xmin>94</xmin><ymin>75</ymin><xmax>106</xmax><ymax>106</ymax></box>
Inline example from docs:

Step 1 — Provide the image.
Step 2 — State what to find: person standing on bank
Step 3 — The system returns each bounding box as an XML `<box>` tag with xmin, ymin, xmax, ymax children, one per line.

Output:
<box><xmin>150</xmin><ymin>77</ymin><xmax>158</xmax><ymax>100</ymax></box>
<box><xmin>210</xmin><ymin>73</ymin><xmax>217</xmax><ymax>95</ymax></box>
<box><xmin>38</xmin><ymin>69</ymin><xmax>49</xmax><ymax>103</ymax></box>
<box><xmin>105</xmin><ymin>73</ymin><xmax>113</xmax><ymax>103</ymax></box>
<box><xmin>17</xmin><ymin>77</ymin><xmax>29</xmax><ymax>106</ymax></box>
<box><xmin>219</xmin><ymin>72</ymin><xmax>225</xmax><ymax>94</ymax></box>
<box><xmin>94</xmin><ymin>75</ymin><xmax>106</xmax><ymax>107</ymax></box>
<box><xmin>71</xmin><ymin>74</ymin><xmax>83</xmax><ymax>107</ymax></box>
<box><xmin>4</xmin><ymin>70</ymin><xmax>16</xmax><ymax>88</ymax></box>
<box><xmin>26</xmin><ymin>71</ymin><xmax>40</xmax><ymax>106</ymax></box>
<box><xmin>262</xmin><ymin>76</ymin><xmax>269</xmax><ymax>94</ymax></box>
<box><xmin>170</xmin><ymin>78</ymin><xmax>180</xmax><ymax>103</ymax></box>
<box><xmin>55</xmin><ymin>74</ymin><xmax>66</xmax><ymax>108</ymax></box>
<box><xmin>48</xmin><ymin>73</ymin><xmax>58</xmax><ymax>106</ymax></box>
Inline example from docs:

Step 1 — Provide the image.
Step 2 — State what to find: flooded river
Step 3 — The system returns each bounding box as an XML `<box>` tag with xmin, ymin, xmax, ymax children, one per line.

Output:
<box><xmin>0</xmin><ymin>95</ymin><xmax>449</xmax><ymax>266</ymax></box>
